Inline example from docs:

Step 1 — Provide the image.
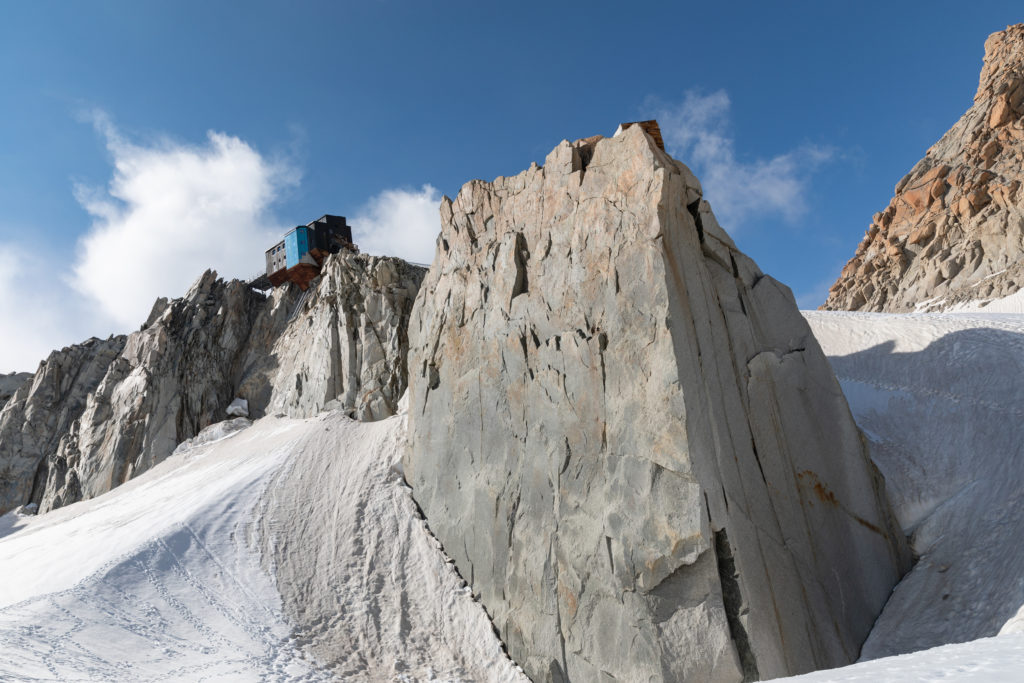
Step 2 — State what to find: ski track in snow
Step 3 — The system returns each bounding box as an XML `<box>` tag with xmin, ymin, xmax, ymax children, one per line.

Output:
<box><xmin>0</xmin><ymin>411</ymin><xmax>524</xmax><ymax>682</ymax></box>
<box><xmin>804</xmin><ymin>310</ymin><xmax>1024</xmax><ymax>661</ymax></box>
<box><xmin>0</xmin><ymin>417</ymin><xmax>327</xmax><ymax>681</ymax></box>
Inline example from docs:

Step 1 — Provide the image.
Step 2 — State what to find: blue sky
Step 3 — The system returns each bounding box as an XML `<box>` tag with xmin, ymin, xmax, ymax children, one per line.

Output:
<box><xmin>0</xmin><ymin>0</ymin><xmax>1020</xmax><ymax>370</ymax></box>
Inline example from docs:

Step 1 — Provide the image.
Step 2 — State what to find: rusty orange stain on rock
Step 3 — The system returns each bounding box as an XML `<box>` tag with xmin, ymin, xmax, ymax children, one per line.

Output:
<box><xmin>558</xmin><ymin>578</ymin><xmax>578</xmax><ymax>617</ymax></box>
<box><xmin>797</xmin><ymin>470</ymin><xmax>838</xmax><ymax>506</ymax></box>
<box><xmin>854</xmin><ymin>516</ymin><xmax>884</xmax><ymax>535</ymax></box>
<box><xmin>797</xmin><ymin>471</ymin><xmax>887</xmax><ymax>536</ymax></box>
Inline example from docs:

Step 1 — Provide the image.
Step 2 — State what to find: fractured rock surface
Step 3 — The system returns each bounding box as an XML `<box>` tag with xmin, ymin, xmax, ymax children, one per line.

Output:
<box><xmin>404</xmin><ymin>125</ymin><xmax>910</xmax><ymax>682</ymax></box>
<box><xmin>0</xmin><ymin>337</ymin><xmax>125</xmax><ymax>514</ymax></box>
<box><xmin>266</xmin><ymin>252</ymin><xmax>425</xmax><ymax>421</ymax></box>
<box><xmin>36</xmin><ymin>272</ymin><xmax>278</xmax><ymax>513</ymax></box>
<box><xmin>825</xmin><ymin>24</ymin><xmax>1024</xmax><ymax>312</ymax></box>
<box><xmin>0</xmin><ymin>253</ymin><xmax>424</xmax><ymax>516</ymax></box>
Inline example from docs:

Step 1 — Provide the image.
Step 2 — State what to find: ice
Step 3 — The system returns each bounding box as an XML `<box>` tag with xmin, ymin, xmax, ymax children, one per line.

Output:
<box><xmin>226</xmin><ymin>397</ymin><xmax>249</xmax><ymax>417</ymax></box>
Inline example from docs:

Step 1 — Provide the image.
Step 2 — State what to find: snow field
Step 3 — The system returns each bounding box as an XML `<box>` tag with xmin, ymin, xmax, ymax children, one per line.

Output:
<box><xmin>803</xmin><ymin>310</ymin><xmax>1024</xmax><ymax>660</ymax></box>
<box><xmin>257</xmin><ymin>409</ymin><xmax>526</xmax><ymax>682</ymax></box>
<box><xmin>0</xmin><ymin>409</ymin><xmax>524</xmax><ymax>681</ymax></box>
<box><xmin>0</xmin><ymin>415</ymin><xmax>323</xmax><ymax>680</ymax></box>
<box><xmin>782</xmin><ymin>632</ymin><xmax>1024</xmax><ymax>682</ymax></box>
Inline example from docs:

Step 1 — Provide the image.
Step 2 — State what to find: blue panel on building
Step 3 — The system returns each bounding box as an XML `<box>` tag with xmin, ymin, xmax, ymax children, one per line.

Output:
<box><xmin>284</xmin><ymin>227</ymin><xmax>311</xmax><ymax>268</ymax></box>
<box><xmin>285</xmin><ymin>230</ymin><xmax>299</xmax><ymax>268</ymax></box>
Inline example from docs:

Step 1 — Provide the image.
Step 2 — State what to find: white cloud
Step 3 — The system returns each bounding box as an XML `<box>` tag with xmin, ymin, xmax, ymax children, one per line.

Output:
<box><xmin>70</xmin><ymin>112</ymin><xmax>298</xmax><ymax>328</ymax></box>
<box><xmin>653</xmin><ymin>90</ymin><xmax>833</xmax><ymax>228</ymax></box>
<box><xmin>0</xmin><ymin>245</ymin><xmax>98</xmax><ymax>372</ymax></box>
<box><xmin>351</xmin><ymin>184</ymin><xmax>441</xmax><ymax>266</ymax></box>
<box><xmin>0</xmin><ymin>114</ymin><xmax>298</xmax><ymax>372</ymax></box>
<box><xmin>0</xmin><ymin>246</ymin><xmax>54</xmax><ymax>371</ymax></box>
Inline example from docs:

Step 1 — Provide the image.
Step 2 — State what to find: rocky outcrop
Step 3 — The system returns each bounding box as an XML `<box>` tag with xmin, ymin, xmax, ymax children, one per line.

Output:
<box><xmin>824</xmin><ymin>24</ymin><xmax>1024</xmax><ymax>312</ymax></box>
<box><xmin>36</xmin><ymin>272</ymin><xmax>279</xmax><ymax>513</ymax></box>
<box><xmin>0</xmin><ymin>252</ymin><xmax>425</xmax><ymax>516</ymax></box>
<box><xmin>266</xmin><ymin>252</ymin><xmax>425</xmax><ymax>420</ymax></box>
<box><xmin>403</xmin><ymin>125</ymin><xmax>910</xmax><ymax>682</ymax></box>
<box><xmin>0</xmin><ymin>372</ymin><xmax>32</xmax><ymax>409</ymax></box>
<box><xmin>0</xmin><ymin>337</ymin><xmax>125</xmax><ymax>514</ymax></box>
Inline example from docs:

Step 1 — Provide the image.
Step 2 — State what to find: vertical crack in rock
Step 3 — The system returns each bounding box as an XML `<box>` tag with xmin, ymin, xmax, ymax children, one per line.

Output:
<box><xmin>687</xmin><ymin>198</ymin><xmax>705</xmax><ymax>243</ymax></box>
<box><xmin>715</xmin><ymin>529</ymin><xmax>760</xmax><ymax>683</ymax></box>
<box><xmin>512</xmin><ymin>232</ymin><xmax>530</xmax><ymax>301</ymax></box>
<box><xmin>729</xmin><ymin>254</ymin><xmax>748</xmax><ymax>316</ymax></box>
<box><xmin>27</xmin><ymin>455</ymin><xmax>50</xmax><ymax>507</ymax></box>
<box><xmin>550</xmin><ymin>476</ymin><xmax>570</xmax><ymax>683</ymax></box>
<box><xmin>749</xmin><ymin>439</ymin><xmax>769</xmax><ymax>487</ymax></box>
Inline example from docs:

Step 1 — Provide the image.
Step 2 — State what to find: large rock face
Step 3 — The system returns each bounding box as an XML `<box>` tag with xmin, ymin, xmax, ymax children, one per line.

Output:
<box><xmin>404</xmin><ymin>126</ymin><xmax>910</xmax><ymax>682</ymax></box>
<box><xmin>0</xmin><ymin>252</ymin><xmax>424</xmax><ymax>516</ymax></box>
<box><xmin>824</xmin><ymin>24</ymin><xmax>1024</xmax><ymax>312</ymax></box>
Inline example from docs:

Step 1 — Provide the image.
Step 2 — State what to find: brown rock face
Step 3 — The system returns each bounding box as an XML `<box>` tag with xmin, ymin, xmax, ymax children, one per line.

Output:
<box><xmin>824</xmin><ymin>24</ymin><xmax>1024</xmax><ymax>312</ymax></box>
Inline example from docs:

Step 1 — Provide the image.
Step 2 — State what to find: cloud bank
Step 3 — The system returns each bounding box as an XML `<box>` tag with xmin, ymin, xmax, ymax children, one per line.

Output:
<box><xmin>0</xmin><ymin>115</ymin><xmax>297</xmax><ymax>371</ymax></box>
<box><xmin>351</xmin><ymin>184</ymin><xmax>441</xmax><ymax>266</ymax></box>
<box><xmin>71</xmin><ymin>113</ymin><xmax>298</xmax><ymax>328</ymax></box>
<box><xmin>0</xmin><ymin>245</ymin><xmax>77</xmax><ymax>372</ymax></box>
<box><xmin>653</xmin><ymin>90</ymin><xmax>832</xmax><ymax>229</ymax></box>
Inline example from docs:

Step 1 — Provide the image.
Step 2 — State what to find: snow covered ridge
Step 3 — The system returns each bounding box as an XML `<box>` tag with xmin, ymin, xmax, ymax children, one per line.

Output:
<box><xmin>0</xmin><ymin>410</ymin><xmax>524</xmax><ymax>681</ymax></box>
<box><xmin>803</xmin><ymin>310</ymin><xmax>1024</xmax><ymax>661</ymax></box>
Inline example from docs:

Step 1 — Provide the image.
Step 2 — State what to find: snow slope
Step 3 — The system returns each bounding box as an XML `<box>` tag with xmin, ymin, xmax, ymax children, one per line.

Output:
<box><xmin>783</xmin><ymin>632</ymin><xmax>1024</xmax><ymax>682</ymax></box>
<box><xmin>0</xmin><ymin>409</ymin><xmax>524</xmax><ymax>681</ymax></box>
<box><xmin>804</xmin><ymin>310</ymin><xmax>1024</xmax><ymax>660</ymax></box>
<box><xmin>946</xmin><ymin>286</ymin><xmax>1024</xmax><ymax>314</ymax></box>
<box><xmin>257</xmin><ymin>409</ymin><xmax>526</xmax><ymax>682</ymax></box>
<box><xmin>0</xmin><ymin>416</ymin><xmax>321</xmax><ymax>680</ymax></box>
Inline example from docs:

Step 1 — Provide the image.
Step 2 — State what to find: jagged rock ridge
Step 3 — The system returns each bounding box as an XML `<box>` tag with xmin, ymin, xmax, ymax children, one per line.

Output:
<box><xmin>0</xmin><ymin>252</ymin><xmax>425</xmax><ymax>515</ymax></box>
<box><xmin>403</xmin><ymin>125</ymin><xmax>910</xmax><ymax>682</ymax></box>
<box><xmin>824</xmin><ymin>24</ymin><xmax>1024</xmax><ymax>312</ymax></box>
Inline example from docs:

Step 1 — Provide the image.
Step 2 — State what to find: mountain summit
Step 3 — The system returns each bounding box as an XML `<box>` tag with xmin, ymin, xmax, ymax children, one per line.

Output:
<box><xmin>824</xmin><ymin>24</ymin><xmax>1024</xmax><ymax>312</ymax></box>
